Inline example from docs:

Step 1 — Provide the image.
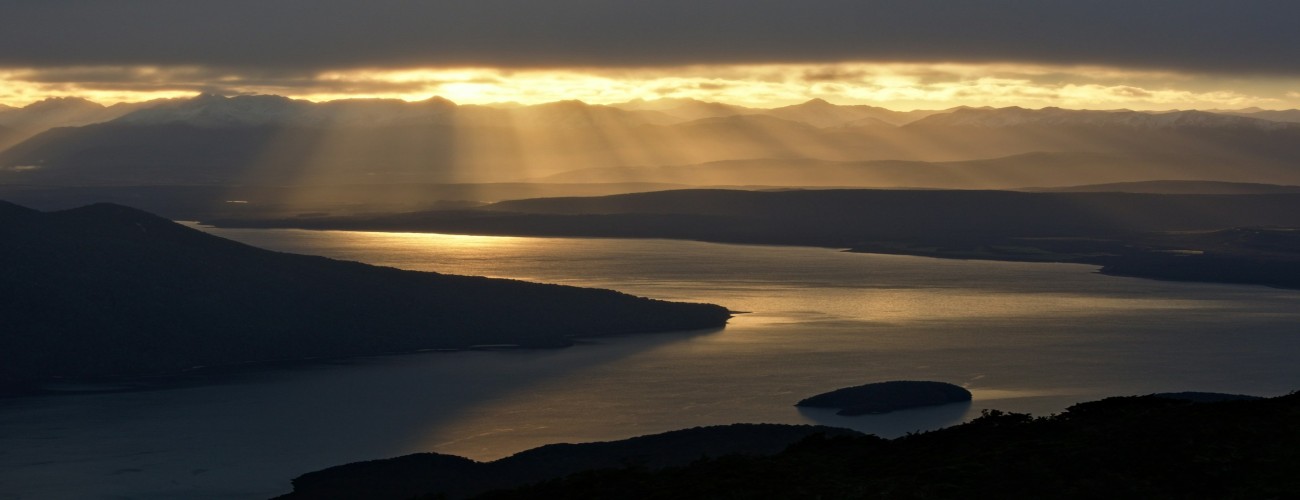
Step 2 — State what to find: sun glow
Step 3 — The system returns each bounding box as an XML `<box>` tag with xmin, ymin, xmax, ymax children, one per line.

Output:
<box><xmin>4</xmin><ymin>63</ymin><xmax>1300</xmax><ymax>110</ymax></box>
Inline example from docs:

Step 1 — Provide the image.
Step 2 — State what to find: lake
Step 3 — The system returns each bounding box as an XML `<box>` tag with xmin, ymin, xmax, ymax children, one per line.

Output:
<box><xmin>2</xmin><ymin>227</ymin><xmax>1298</xmax><ymax>499</ymax></box>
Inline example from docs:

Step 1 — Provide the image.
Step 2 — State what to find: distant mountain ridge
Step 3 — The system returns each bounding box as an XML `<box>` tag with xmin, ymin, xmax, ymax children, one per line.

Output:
<box><xmin>106</xmin><ymin>94</ymin><xmax>679</xmax><ymax>129</ymax></box>
<box><xmin>4</xmin><ymin>94</ymin><xmax>1300</xmax><ymax>188</ymax></box>
<box><xmin>762</xmin><ymin>98</ymin><xmax>937</xmax><ymax>127</ymax></box>
<box><xmin>1213</xmin><ymin>108</ymin><xmax>1300</xmax><ymax>123</ymax></box>
<box><xmin>611</xmin><ymin>97</ymin><xmax>759</xmax><ymax>121</ymax></box>
<box><xmin>5</xmin><ymin>94</ymin><xmax>1297</xmax><ymax>134</ymax></box>
<box><xmin>99</xmin><ymin>94</ymin><xmax>952</xmax><ymax>131</ymax></box>
<box><xmin>0</xmin><ymin>96</ymin><xmax>151</xmax><ymax>149</ymax></box>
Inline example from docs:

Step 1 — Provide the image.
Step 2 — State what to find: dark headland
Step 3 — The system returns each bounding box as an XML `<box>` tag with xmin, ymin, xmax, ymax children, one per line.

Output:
<box><xmin>796</xmin><ymin>380</ymin><xmax>973</xmax><ymax>415</ymax></box>
<box><xmin>277</xmin><ymin>391</ymin><xmax>1300</xmax><ymax>499</ymax></box>
<box><xmin>0</xmin><ymin>200</ymin><xmax>729</xmax><ymax>395</ymax></box>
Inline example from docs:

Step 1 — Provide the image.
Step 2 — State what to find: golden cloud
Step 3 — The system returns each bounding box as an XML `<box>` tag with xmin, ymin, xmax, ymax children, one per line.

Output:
<box><xmin>2</xmin><ymin>63</ymin><xmax>1298</xmax><ymax>110</ymax></box>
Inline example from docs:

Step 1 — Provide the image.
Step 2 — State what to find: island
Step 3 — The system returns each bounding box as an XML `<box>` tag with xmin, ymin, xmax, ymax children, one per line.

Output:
<box><xmin>796</xmin><ymin>380</ymin><xmax>973</xmax><ymax>415</ymax></box>
<box><xmin>0</xmin><ymin>200</ymin><xmax>730</xmax><ymax>395</ymax></box>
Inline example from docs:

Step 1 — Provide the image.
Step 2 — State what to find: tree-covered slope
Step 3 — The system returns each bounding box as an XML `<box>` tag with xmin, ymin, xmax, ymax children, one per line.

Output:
<box><xmin>479</xmin><ymin>392</ymin><xmax>1300</xmax><ymax>499</ymax></box>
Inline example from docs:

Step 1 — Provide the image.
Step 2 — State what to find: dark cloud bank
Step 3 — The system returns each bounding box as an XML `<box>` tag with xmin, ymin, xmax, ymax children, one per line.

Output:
<box><xmin>2</xmin><ymin>0</ymin><xmax>1298</xmax><ymax>74</ymax></box>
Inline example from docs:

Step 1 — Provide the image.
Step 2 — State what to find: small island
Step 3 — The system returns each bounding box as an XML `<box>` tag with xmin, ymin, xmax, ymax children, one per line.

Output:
<box><xmin>796</xmin><ymin>380</ymin><xmax>972</xmax><ymax>415</ymax></box>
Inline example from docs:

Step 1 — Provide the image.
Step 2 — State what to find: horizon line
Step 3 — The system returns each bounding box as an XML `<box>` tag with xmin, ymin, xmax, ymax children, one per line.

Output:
<box><xmin>6</xmin><ymin>93</ymin><xmax>1297</xmax><ymax>114</ymax></box>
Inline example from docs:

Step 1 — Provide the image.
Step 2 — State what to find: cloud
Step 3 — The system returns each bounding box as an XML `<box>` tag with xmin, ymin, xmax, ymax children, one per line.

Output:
<box><xmin>802</xmin><ymin>68</ymin><xmax>869</xmax><ymax>83</ymax></box>
<box><xmin>694</xmin><ymin>82</ymin><xmax>731</xmax><ymax>91</ymax></box>
<box><xmin>1</xmin><ymin>0</ymin><xmax>1298</xmax><ymax>75</ymax></box>
<box><xmin>2</xmin><ymin>63</ymin><xmax>1294</xmax><ymax>110</ymax></box>
<box><xmin>1</xmin><ymin>66</ymin><xmax>470</xmax><ymax>101</ymax></box>
<box><xmin>1109</xmin><ymin>86</ymin><xmax>1153</xmax><ymax>98</ymax></box>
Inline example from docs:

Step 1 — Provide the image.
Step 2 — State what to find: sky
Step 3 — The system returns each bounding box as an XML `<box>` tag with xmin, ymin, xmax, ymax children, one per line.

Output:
<box><xmin>2</xmin><ymin>0</ymin><xmax>1299</xmax><ymax>110</ymax></box>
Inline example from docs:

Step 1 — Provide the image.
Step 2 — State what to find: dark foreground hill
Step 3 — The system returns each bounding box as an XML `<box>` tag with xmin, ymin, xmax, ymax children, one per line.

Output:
<box><xmin>0</xmin><ymin>201</ymin><xmax>728</xmax><ymax>393</ymax></box>
<box><xmin>278</xmin><ymin>424</ymin><xmax>863</xmax><ymax>500</ymax></box>
<box><xmin>276</xmin><ymin>392</ymin><xmax>1300</xmax><ymax>499</ymax></box>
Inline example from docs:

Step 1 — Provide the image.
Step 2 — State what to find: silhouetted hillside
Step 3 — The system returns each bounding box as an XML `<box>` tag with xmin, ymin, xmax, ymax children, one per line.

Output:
<box><xmin>0</xmin><ymin>202</ymin><xmax>729</xmax><ymax>393</ymax></box>
<box><xmin>482</xmin><ymin>393</ymin><xmax>1300</xmax><ymax>499</ymax></box>
<box><xmin>0</xmin><ymin>199</ymin><xmax>39</xmax><ymax>219</ymax></box>
<box><xmin>277</xmin><ymin>392</ymin><xmax>1300</xmax><ymax>499</ymax></box>
<box><xmin>279</xmin><ymin>424</ymin><xmax>863</xmax><ymax>500</ymax></box>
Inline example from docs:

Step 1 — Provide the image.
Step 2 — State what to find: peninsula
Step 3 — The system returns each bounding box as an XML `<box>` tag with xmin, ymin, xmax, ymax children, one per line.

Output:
<box><xmin>0</xmin><ymin>201</ymin><xmax>730</xmax><ymax>394</ymax></box>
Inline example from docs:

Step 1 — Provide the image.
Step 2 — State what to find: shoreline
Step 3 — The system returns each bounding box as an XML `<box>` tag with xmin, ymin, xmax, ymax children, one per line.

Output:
<box><xmin>202</xmin><ymin>220</ymin><xmax>1300</xmax><ymax>291</ymax></box>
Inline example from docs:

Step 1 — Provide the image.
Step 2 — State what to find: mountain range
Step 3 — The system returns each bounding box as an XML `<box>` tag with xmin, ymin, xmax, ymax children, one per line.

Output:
<box><xmin>0</xmin><ymin>97</ymin><xmax>153</xmax><ymax>150</ymax></box>
<box><xmin>4</xmin><ymin>95</ymin><xmax>1300</xmax><ymax>190</ymax></box>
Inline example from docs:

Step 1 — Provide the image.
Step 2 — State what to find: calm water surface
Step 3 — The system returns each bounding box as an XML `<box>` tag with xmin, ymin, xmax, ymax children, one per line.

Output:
<box><xmin>2</xmin><ymin>227</ymin><xmax>1299</xmax><ymax>499</ymax></box>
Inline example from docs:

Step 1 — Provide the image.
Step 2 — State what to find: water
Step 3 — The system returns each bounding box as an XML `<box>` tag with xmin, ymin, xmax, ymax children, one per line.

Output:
<box><xmin>3</xmin><ymin>228</ymin><xmax>1298</xmax><ymax>499</ymax></box>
